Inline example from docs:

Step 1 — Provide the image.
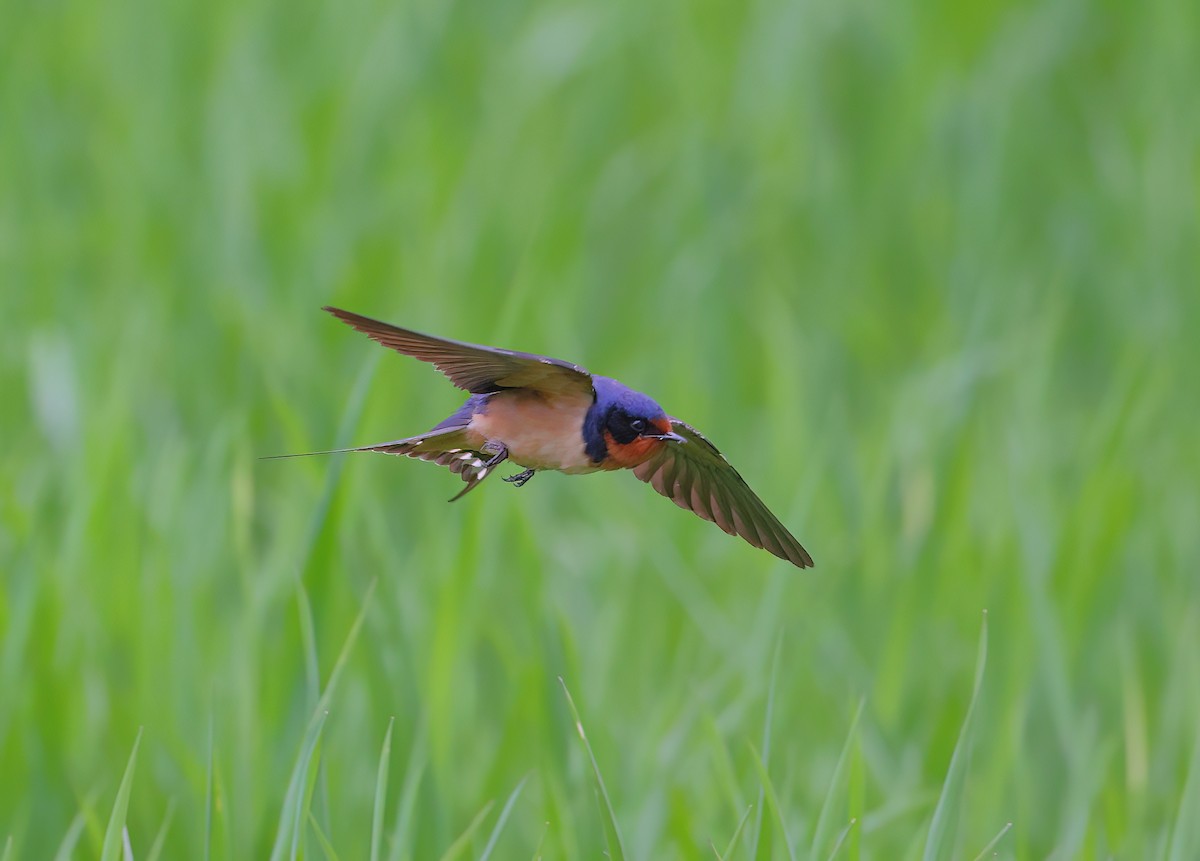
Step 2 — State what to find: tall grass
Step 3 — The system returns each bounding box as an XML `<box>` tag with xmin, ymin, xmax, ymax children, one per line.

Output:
<box><xmin>2</xmin><ymin>0</ymin><xmax>1197</xmax><ymax>856</ymax></box>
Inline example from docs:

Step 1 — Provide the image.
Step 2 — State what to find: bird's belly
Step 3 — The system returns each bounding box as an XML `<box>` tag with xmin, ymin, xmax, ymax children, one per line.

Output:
<box><xmin>469</xmin><ymin>390</ymin><xmax>598</xmax><ymax>474</ymax></box>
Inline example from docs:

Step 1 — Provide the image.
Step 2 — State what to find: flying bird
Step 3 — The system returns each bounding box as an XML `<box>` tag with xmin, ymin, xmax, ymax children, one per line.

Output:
<box><xmin>274</xmin><ymin>307</ymin><xmax>813</xmax><ymax>568</ymax></box>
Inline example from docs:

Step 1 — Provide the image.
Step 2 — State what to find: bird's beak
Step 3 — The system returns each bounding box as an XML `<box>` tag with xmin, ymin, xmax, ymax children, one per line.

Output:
<box><xmin>648</xmin><ymin>430</ymin><xmax>686</xmax><ymax>444</ymax></box>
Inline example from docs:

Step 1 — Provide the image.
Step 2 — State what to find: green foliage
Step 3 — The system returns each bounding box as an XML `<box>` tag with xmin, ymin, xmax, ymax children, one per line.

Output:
<box><xmin>100</xmin><ymin>730</ymin><xmax>142</xmax><ymax>861</ymax></box>
<box><xmin>560</xmin><ymin>678</ymin><xmax>627</xmax><ymax>861</ymax></box>
<box><xmin>1</xmin><ymin>0</ymin><xmax>1197</xmax><ymax>856</ymax></box>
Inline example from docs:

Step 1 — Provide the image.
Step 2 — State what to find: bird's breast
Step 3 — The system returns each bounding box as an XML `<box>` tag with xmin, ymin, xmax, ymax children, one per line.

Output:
<box><xmin>468</xmin><ymin>390</ymin><xmax>598</xmax><ymax>474</ymax></box>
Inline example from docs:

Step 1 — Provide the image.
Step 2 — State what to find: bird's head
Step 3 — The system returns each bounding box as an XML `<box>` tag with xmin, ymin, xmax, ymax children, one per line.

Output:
<box><xmin>585</xmin><ymin>376</ymin><xmax>685</xmax><ymax>468</ymax></box>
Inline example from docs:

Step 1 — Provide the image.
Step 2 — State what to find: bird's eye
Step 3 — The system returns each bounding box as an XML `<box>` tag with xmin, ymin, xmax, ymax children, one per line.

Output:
<box><xmin>629</xmin><ymin>418</ymin><xmax>647</xmax><ymax>434</ymax></box>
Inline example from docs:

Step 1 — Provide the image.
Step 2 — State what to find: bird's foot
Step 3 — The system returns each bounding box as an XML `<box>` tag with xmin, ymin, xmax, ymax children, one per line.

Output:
<box><xmin>481</xmin><ymin>441</ymin><xmax>509</xmax><ymax>469</ymax></box>
<box><xmin>503</xmin><ymin>468</ymin><xmax>536</xmax><ymax>487</ymax></box>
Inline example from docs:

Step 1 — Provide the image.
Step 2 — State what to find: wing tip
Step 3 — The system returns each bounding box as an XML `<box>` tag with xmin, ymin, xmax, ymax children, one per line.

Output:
<box><xmin>772</xmin><ymin>534</ymin><xmax>814</xmax><ymax>570</ymax></box>
<box><xmin>766</xmin><ymin>544</ymin><xmax>814</xmax><ymax>569</ymax></box>
<box><xmin>323</xmin><ymin>305</ymin><xmax>366</xmax><ymax>327</ymax></box>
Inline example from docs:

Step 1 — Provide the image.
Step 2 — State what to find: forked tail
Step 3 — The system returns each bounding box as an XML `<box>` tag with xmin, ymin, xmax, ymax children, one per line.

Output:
<box><xmin>262</xmin><ymin>426</ymin><xmax>497</xmax><ymax>501</ymax></box>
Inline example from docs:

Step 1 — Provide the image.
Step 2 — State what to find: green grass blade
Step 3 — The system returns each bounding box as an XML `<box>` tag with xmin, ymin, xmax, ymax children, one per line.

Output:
<box><xmin>203</xmin><ymin>715</ymin><xmax>214</xmax><ymax>861</ymax></box>
<box><xmin>847</xmin><ymin>702</ymin><xmax>865</xmax><ymax>861</ymax></box>
<box><xmin>2</xmin><ymin>835</ymin><xmax>13</xmax><ymax>861</ymax></box>
<box><xmin>559</xmin><ymin>676</ymin><xmax>627</xmax><ymax>861</ymax></box>
<box><xmin>922</xmin><ymin>611</ymin><xmax>989</xmax><ymax>861</ymax></box>
<box><xmin>478</xmin><ymin>775</ymin><xmax>528</xmax><ymax>861</ymax></box>
<box><xmin>53</xmin><ymin>811</ymin><xmax>87</xmax><ymax>861</ymax></box>
<box><xmin>1167</xmin><ymin>727</ymin><xmax>1200</xmax><ymax>861</ymax></box>
<box><xmin>270</xmin><ymin>580</ymin><xmax>376</xmax><ymax>861</ymax></box>
<box><xmin>269</xmin><ymin>712</ymin><xmax>327</xmax><ymax>861</ymax></box>
<box><xmin>308</xmin><ymin>810</ymin><xmax>343</xmax><ymax>861</ymax></box>
<box><xmin>825</xmin><ymin>819</ymin><xmax>857</xmax><ymax>861</ymax></box>
<box><xmin>969</xmin><ymin>821</ymin><xmax>1012</xmax><ymax>861</ymax></box>
<box><xmin>810</xmin><ymin>699</ymin><xmax>865</xmax><ymax>860</ymax></box>
<box><xmin>387</xmin><ymin>723</ymin><xmax>429</xmax><ymax>861</ymax></box>
<box><xmin>264</xmin><ymin>346</ymin><xmax>378</xmax><ymax>854</ymax></box>
<box><xmin>370</xmin><ymin>717</ymin><xmax>395</xmax><ymax>861</ymax></box>
<box><xmin>529</xmin><ymin>819</ymin><xmax>549</xmax><ymax>861</ymax></box>
<box><xmin>145</xmin><ymin>799</ymin><xmax>175</xmax><ymax>861</ymax></box>
<box><xmin>293</xmin><ymin>354</ymin><xmax>379</xmax><ymax>572</ymax></box>
<box><xmin>435</xmin><ymin>800</ymin><xmax>494</xmax><ymax>861</ymax></box>
<box><xmin>314</xmin><ymin>579</ymin><xmax>377</xmax><ymax>715</ymax></box>
<box><xmin>297</xmin><ymin>585</ymin><xmax>334</xmax><ymax>844</ymax></box>
<box><xmin>101</xmin><ymin>728</ymin><xmax>143</xmax><ymax>861</ymax></box>
<box><xmin>297</xmin><ymin>585</ymin><xmax>321</xmax><ymax>712</ymax></box>
<box><xmin>748</xmin><ymin>742</ymin><xmax>798</xmax><ymax>861</ymax></box>
<box><xmin>751</xmin><ymin>635</ymin><xmax>783</xmax><ymax>860</ymax></box>
<box><xmin>715</xmin><ymin>805</ymin><xmax>754</xmax><ymax>860</ymax></box>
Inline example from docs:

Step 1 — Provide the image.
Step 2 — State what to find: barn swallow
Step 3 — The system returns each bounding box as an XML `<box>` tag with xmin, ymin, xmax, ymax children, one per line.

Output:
<box><xmin>273</xmin><ymin>306</ymin><xmax>813</xmax><ymax>568</ymax></box>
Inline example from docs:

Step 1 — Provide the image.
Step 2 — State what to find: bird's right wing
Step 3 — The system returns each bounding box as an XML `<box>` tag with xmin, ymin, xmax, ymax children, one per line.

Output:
<box><xmin>632</xmin><ymin>419</ymin><xmax>813</xmax><ymax>569</ymax></box>
<box><xmin>324</xmin><ymin>307</ymin><xmax>594</xmax><ymax>397</ymax></box>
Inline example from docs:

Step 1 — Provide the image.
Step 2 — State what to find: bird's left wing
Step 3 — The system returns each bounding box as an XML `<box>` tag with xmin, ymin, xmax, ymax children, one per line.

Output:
<box><xmin>324</xmin><ymin>307</ymin><xmax>594</xmax><ymax>397</ymax></box>
<box><xmin>632</xmin><ymin>419</ymin><xmax>814</xmax><ymax>569</ymax></box>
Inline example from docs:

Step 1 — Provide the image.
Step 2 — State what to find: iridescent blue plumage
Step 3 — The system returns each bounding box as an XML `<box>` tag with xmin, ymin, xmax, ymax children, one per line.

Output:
<box><xmin>583</xmin><ymin>376</ymin><xmax>669</xmax><ymax>463</ymax></box>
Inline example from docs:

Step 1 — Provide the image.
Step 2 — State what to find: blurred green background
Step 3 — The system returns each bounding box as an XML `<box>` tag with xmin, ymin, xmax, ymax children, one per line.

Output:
<box><xmin>2</xmin><ymin>0</ymin><xmax>1198</xmax><ymax>856</ymax></box>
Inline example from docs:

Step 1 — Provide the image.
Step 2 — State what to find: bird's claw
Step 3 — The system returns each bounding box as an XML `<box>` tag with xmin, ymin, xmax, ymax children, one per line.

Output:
<box><xmin>503</xmin><ymin>468</ymin><xmax>535</xmax><ymax>487</ymax></box>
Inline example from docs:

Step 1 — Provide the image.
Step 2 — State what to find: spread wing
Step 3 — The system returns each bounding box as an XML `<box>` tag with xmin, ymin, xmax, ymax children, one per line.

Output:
<box><xmin>632</xmin><ymin>419</ymin><xmax>814</xmax><ymax>569</ymax></box>
<box><xmin>324</xmin><ymin>307</ymin><xmax>594</xmax><ymax>396</ymax></box>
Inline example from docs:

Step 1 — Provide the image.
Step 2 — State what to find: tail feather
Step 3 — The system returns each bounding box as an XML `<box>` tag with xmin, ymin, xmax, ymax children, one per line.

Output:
<box><xmin>259</xmin><ymin>440</ymin><xmax>417</xmax><ymax>459</ymax></box>
<box><xmin>263</xmin><ymin>426</ymin><xmax>497</xmax><ymax>500</ymax></box>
